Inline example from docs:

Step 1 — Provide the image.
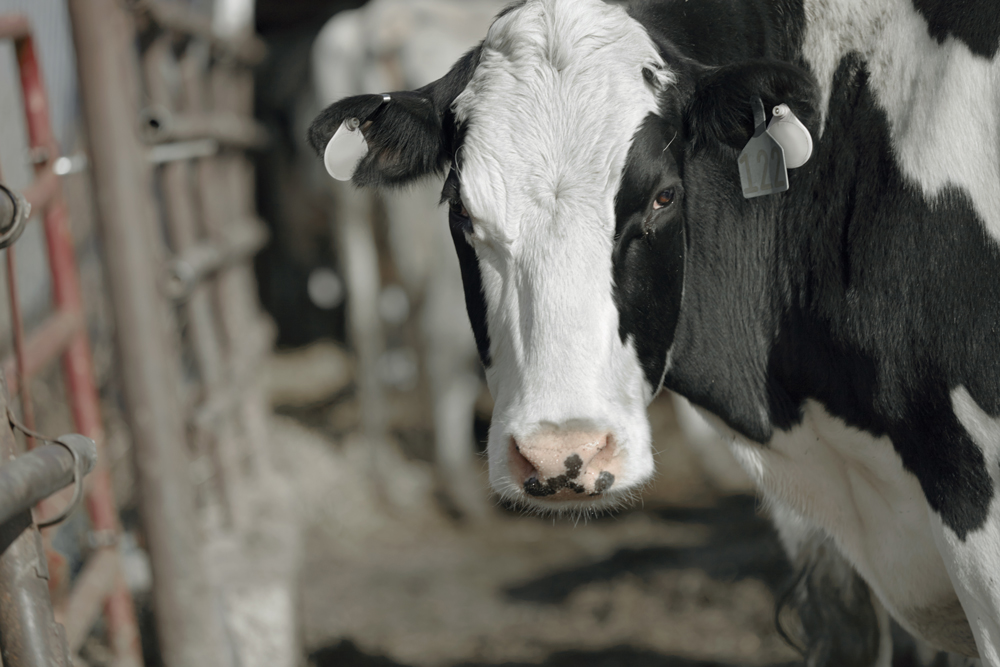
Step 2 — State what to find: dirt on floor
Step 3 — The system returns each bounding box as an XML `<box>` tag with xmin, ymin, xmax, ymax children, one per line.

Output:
<box><xmin>270</xmin><ymin>391</ymin><xmax>805</xmax><ymax>667</ymax></box>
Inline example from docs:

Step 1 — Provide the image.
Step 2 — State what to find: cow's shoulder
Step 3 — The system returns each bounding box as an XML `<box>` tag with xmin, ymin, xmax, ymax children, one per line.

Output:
<box><xmin>910</xmin><ymin>0</ymin><xmax>1000</xmax><ymax>59</ymax></box>
<box><xmin>774</xmin><ymin>51</ymin><xmax>1000</xmax><ymax>543</ymax></box>
<box><xmin>627</xmin><ymin>0</ymin><xmax>805</xmax><ymax>64</ymax></box>
<box><xmin>719</xmin><ymin>402</ymin><xmax>979</xmax><ymax>656</ymax></box>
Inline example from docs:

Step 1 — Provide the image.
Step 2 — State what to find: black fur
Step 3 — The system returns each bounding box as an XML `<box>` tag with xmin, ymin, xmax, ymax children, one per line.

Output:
<box><xmin>306</xmin><ymin>46</ymin><xmax>482</xmax><ymax>188</ymax></box>
<box><xmin>445</xmin><ymin>171</ymin><xmax>492</xmax><ymax>367</ymax></box>
<box><xmin>685</xmin><ymin>60</ymin><xmax>818</xmax><ymax>150</ymax></box>
<box><xmin>668</xmin><ymin>48</ymin><xmax>998</xmax><ymax>539</ymax></box>
<box><xmin>613</xmin><ymin>114</ymin><xmax>686</xmax><ymax>390</ymax></box>
<box><xmin>912</xmin><ymin>0</ymin><xmax>1000</xmax><ymax>59</ymax></box>
<box><xmin>628</xmin><ymin>0</ymin><xmax>805</xmax><ymax>65</ymax></box>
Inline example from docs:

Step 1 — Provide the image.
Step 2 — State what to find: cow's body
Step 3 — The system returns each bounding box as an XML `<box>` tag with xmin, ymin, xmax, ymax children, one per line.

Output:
<box><xmin>309</xmin><ymin>0</ymin><xmax>1000</xmax><ymax>664</ymax></box>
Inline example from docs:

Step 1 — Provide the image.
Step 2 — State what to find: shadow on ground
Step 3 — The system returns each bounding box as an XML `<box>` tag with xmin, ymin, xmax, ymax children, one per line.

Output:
<box><xmin>311</xmin><ymin>640</ymin><xmax>802</xmax><ymax>667</ymax></box>
<box><xmin>505</xmin><ymin>496</ymin><xmax>792</xmax><ymax>605</ymax></box>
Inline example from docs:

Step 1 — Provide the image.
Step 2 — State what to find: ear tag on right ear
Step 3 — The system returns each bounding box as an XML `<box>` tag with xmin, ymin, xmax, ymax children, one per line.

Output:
<box><xmin>767</xmin><ymin>104</ymin><xmax>813</xmax><ymax>168</ymax></box>
<box><xmin>324</xmin><ymin>117</ymin><xmax>369</xmax><ymax>181</ymax></box>
<box><xmin>738</xmin><ymin>97</ymin><xmax>788</xmax><ymax>199</ymax></box>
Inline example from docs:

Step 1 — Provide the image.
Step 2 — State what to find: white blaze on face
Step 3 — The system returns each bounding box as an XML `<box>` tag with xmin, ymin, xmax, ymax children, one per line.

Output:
<box><xmin>452</xmin><ymin>0</ymin><xmax>670</xmax><ymax>508</ymax></box>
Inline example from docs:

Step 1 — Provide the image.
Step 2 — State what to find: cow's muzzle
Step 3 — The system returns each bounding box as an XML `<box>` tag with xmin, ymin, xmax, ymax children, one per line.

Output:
<box><xmin>508</xmin><ymin>430</ymin><xmax>618</xmax><ymax>499</ymax></box>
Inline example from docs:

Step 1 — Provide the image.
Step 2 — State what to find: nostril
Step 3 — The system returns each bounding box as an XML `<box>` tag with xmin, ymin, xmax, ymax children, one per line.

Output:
<box><xmin>509</xmin><ymin>438</ymin><xmax>537</xmax><ymax>480</ymax></box>
<box><xmin>592</xmin><ymin>471</ymin><xmax>615</xmax><ymax>495</ymax></box>
<box><xmin>507</xmin><ymin>430</ymin><xmax>620</xmax><ymax>499</ymax></box>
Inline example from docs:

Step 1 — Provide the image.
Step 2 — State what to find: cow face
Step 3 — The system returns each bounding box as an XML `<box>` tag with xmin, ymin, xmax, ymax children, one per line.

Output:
<box><xmin>308</xmin><ymin>0</ymin><xmax>816</xmax><ymax>513</ymax></box>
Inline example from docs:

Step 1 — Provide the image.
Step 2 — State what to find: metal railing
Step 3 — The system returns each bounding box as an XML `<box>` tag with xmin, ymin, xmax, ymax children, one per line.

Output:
<box><xmin>0</xmin><ymin>14</ymin><xmax>143</xmax><ymax>667</ymax></box>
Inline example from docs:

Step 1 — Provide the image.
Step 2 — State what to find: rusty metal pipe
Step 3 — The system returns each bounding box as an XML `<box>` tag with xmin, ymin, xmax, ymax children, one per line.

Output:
<box><xmin>0</xmin><ymin>377</ymin><xmax>71</xmax><ymax>667</ymax></box>
<box><xmin>0</xmin><ymin>309</ymin><xmax>83</xmax><ymax>397</ymax></box>
<box><xmin>0</xmin><ymin>513</ymin><xmax>71</xmax><ymax>667</ymax></box>
<box><xmin>0</xmin><ymin>439</ymin><xmax>96</xmax><ymax>530</ymax></box>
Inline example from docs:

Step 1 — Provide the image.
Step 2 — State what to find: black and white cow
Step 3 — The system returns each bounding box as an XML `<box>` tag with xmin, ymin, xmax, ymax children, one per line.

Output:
<box><xmin>309</xmin><ymin>0</ymin><xmax>1000</xmax><ymax>663</ymax></box>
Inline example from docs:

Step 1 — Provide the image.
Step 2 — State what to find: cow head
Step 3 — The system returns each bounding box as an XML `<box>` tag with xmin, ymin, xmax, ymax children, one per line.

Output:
<box><xmin>309</xmin><ymin>0</ymin><xmax>817</xmax><ymax>514</ymax></box>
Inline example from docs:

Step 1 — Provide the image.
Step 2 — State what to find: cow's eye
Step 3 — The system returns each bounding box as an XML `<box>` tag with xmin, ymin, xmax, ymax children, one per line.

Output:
<box><xmin>652</xmin><ymin>189</ymin><xmax>675</xmax><ymax>210</ymax></box>
<box><xmin>449</xmin><ymin>199</ymin><xmax>472</xmax><ymax>232</ymax></box>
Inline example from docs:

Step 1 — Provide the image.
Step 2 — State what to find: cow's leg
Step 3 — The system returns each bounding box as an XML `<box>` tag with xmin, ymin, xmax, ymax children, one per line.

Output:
<box><xmin>770</xmin><ymin>502</ymin><xmax>892</xmax><ymax>667</ymax></box>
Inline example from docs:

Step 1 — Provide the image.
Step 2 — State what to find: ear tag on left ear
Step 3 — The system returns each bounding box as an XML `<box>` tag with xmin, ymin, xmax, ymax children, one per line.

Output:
<box><xmin>324</xmin><ymin>117</ymin><xmax>369</xmax><ymax>181</ymax></box>
<box><xmin>738</xmin><ymin>97</ymin><xmax>788</xmax><ymax>199</ymax></box>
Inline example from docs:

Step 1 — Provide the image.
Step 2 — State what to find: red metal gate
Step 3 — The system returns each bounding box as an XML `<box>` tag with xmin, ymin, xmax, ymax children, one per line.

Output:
<box><xmin>0</xmin><ymin>14</ymin><xmax>143</xmax><ymax>667</ymax></box>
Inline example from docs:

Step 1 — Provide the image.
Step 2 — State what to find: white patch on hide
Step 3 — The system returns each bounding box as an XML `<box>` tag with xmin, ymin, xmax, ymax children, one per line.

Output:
<box><xmin>935</xmin><ymin>387</ymin><xmax>1000</xmax><ymax>665</ymax></box>
<box><xmin>802</xmin><ymin>0</ymin><xmax>1000</xmax><ymax>243</ymax></box>
<box><xmin>452</xmin><ymin>0</ymin><xmax>667</xmax><ymax>506</ymax></box>
<box><xmin>712</xmin><ymin>400</ymin><xmax>974</xmax><ymax>654</ymax></box>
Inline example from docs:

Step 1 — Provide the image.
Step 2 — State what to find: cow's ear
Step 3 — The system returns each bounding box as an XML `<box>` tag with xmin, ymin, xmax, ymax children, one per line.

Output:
<box><xmin>684</xmin><ymin>60</ymin><xmax>818</xmax><ymax>150</ymax></box>
<box><xmin>308</xmin><ymin>46</ymin><xmax>481</xmax><ymax>188</ymax></box>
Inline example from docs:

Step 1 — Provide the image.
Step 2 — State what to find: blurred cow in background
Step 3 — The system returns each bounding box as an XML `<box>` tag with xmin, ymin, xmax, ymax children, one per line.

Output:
<box><xmin>312</xmin><ymin>0</ymin><xmax>506</xmax><ymax>518</ymax></box>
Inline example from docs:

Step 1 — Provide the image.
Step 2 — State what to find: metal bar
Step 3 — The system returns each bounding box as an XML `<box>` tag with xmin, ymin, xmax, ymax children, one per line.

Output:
<box><xmin>14</xmin><ymin>27</ymin><xmax>145</xmax><ymax>665</ymax></box>
<box><xmin>146</xmin><ymin>38</ymin><xmax>242</xmax><ymax>524</ymax></box>
<box><xmin>190</xmin><ymin>318</ymin><xmax>275</xmax><ymax>431</ymax></box>
<box><xmin>0</xmin><ymin>377</ymin><xmax>70</xmax><ymax>667</ymax></box>
<box><xmin>6</xmin><ymin>245</ymin><xmax>38</xmax><ymax>450</ymax></box>
<box><xmin>147</xmin><ymin>139</ymin><xmax>218</xmax><ymax>165</ymax></box>
<box><xmin>55</xmin><ymin>548</ymin><xmax>119</xmax><ymax>654</ymax></box>
<box><xmin>206</xmin><ymin>59</ymin><xmax>273</xmax><ymax>483</ymax></box>
<box><xmin>0</xmin><ymin>513</ymin><xmax>71</xmax><ymax>667</ymax></box>
<box><xmin>138</xmin><ymin>107</ymin><xmax>268</xmax><ymax>149</ymax></box>
<box><xmin>165</xmin><ymin>218</ymin><xmax>269</xmax><ymax>300</ymax></box>
<box><xmin>0</xmin><ymin>14</ymin><xmax>29</xmax><ymax>40</ymax></box>
<box><xmin>22</xmin><ymin>170</ymin><xmax>58</xmax><ymax>213</ymax></box>
<box><xmin>68</xmin><ymin>2</ymin><xmax>230</xmax><ymax>665</ymax></box>
<box><xmin>132</xmin><ymin>0</ymin><xmax>266</xmax><ymax>65</ymax></box>
<box><xmin>0</xmin><ymin>440</ymin><xmax>97</xmax><ymax>530</ymax></box>
<box><xmin>1</xmin><ymin>309</ymin><xmax>82</xmax><ymax>398</ymax></box>
<box><xmin>0</xmin><ymin>186</ymin><xmax>15</xmax><ymax>230</ymax></box>
<box><xmin>180</xmin><ymin>45</ymin><xmax>261</xmax><ymax>527</ymax></box>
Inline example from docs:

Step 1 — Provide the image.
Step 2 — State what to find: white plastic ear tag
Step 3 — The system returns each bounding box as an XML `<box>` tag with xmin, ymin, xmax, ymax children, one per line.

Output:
<box><xmin>767</xmin><ymin>104</ymin><xmax>813</xmax><ymax>169</ymax></box>
<box><xmin>739</xmin><ymin>97</ymin><xmax>788</xmax><ymax>199</ymax></box>
<box><xmin>324</xmin><ymin>117</ymin><xmax>368</xmax><ymax>181</ymax></box>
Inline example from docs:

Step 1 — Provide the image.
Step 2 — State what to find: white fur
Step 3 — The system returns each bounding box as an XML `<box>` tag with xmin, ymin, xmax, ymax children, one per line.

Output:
<box><xmin>699</xmin><ymin>402</ymin><xmax>972</xmax><ymax>656</ymax></box>
<box><xmin>796</xmin><ymin>1</ymin><xmax>1000</xmax><ymax>661</ymax></box>
<box><xmin>452</xmin><ymin>0</ymin><xmax>667</xmax><ymax>508</ymax></box>
<box><xmin>938</xmin><ymin>388</ymin><xmax>1000</xmax><ymax>666</ymax></box>
<box><xmin>801</xmin><ymin>0</ymin><xmax>1000</xmax><ymax>242</ymax></box>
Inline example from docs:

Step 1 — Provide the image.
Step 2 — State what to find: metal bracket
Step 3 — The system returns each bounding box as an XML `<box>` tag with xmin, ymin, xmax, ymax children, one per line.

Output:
<box><xmin>6</xmin><ymin>410</ymin><xmax>96</xmax><ymax>529</ymax></box>
<box><xmin>0</xmin><ymin>182</ymin><xmax>31</xmax><ymax>251</ymax></box>
<box><xmin>37</xmin><ymin>435</ymin><xmax>89</xmax><ymax>528</ymax></box>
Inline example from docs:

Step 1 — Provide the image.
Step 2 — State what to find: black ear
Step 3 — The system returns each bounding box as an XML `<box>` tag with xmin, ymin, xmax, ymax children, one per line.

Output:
<box><xmin>307</xmin><ymin>45</ymin><xmax>482</xmax><ymax>188</ymax></box>
<box><xmin>685</xmin><ymin>60</ymin><xmax>818</xmax><ymax>150</ymax></box>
